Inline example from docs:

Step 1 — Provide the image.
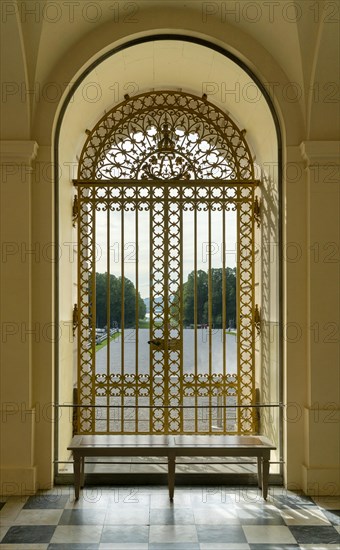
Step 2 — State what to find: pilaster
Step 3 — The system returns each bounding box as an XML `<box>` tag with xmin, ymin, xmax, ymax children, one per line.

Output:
<box><xmin>300</xmin><ymin>141</ymin><xmax>340</xmax><ymax>495</ymax></box>
<box><xmin>0</xmin><ymin>140</ymin><xmax>39</xmax><ymax>494</ymax></box>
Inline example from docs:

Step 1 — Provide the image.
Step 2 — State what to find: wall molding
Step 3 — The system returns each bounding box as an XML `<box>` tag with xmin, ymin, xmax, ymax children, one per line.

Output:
<box><xmin>300</xmin><ymin>141</ymin><xmax>340</xmax><ymax>166</ymax></box>
<box><xmin>0</xmin><ymin>467</ymin><xmax>37</xmax><ymax>496</ymax></box>
<box><xmin>0</xmin><ymin>141</ymin><xmax>39</xmax><ymax>164</ymax></box>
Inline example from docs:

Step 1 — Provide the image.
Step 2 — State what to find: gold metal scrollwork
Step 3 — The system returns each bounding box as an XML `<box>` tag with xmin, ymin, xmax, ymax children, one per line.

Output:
<box><xmin>78</xmin><ymin>91</ymin><xmax>254</xmax><ymax>182</ymax></box>
<box><xmin>75</xmin><ymin>91</ymin><xmax>258</xmax><ymax>435</ymax></box>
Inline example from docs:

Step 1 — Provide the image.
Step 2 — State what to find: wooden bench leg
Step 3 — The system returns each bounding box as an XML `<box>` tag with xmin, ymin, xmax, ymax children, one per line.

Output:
<box><xmin>257</xmin><ymin>457</ymin><xmax>262</xmax><ymax>490</ymax></box>
<box><xmin>168</xmin><ymin>451</ymin><xmax>176</xmax><ymax>502</ymax></box>
<box><xmin>80</xmin><ymin>457</ymin><xmax>85</xmax><ymax>489</ymax></box>
<box><xmin>262</xmin><ymin>456</ymin><xmax>270</xmax><ymax>500</ymax></box>
<box><xmin>73</xmin><ymin>454</ymin><xmax>81</xmax><ymax>500</ymax></box>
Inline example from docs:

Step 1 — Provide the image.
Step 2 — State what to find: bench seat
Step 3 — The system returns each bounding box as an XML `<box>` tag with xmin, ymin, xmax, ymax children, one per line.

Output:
<box><xmin>68</xmin><ymin>434</ymin><xmax>276</xmax><ymax>501</ymax></box>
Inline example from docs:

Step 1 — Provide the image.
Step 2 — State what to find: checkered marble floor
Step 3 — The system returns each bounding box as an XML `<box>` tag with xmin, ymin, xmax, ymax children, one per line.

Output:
<box><xmin>0</xmin><ymin>486</ymin><xmax>339</xmax><ymax>549</ymax></box>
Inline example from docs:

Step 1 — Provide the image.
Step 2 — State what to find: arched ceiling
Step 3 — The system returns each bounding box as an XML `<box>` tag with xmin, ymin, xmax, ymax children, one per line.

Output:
<box><xmin>59</xmin><ymin>40</ymin><xmax>277</xmax><ymax>172</ymax></box>
<box><xmin>0</xmin><ymin>3</ymin><xmax>30</xmax><ymax>139</ymax></box>
<box><xmin>307</xmin><ymin>18</ymin><xmax>340</xmax><ymax>139</ymax></box>
<box><xmin>19</xmin><ymin>0</ymin><xmax>318</xmax><ymax>99</ymax></box>
<box><xmin>1</xmin><ymin>0</ymin><xmax>338</xmax><ymax>141</ymax></box>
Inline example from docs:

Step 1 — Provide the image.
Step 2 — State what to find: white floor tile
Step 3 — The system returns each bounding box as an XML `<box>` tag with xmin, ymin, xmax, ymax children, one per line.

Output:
<box><xmin>1</xmin><ymin>486</ymin><xmax>338</xmax><ymax>550</ymax></box>
<box><xmin>194</xmin><ymin>505</ymin><xmax>240</xmax><ymax>524</ymax></box>
<box><xmin>105</xmin><ymin>505</ymin><xmax>150</xmax><ymax>524</ymax></box>
<box><xmin>149</xmin><ymin>524</ymin><xmax>198</xmax><ymax>543</ymax></box>
<box><xmin>14</xmin><ymin>509</ymin><xmax>63</xmax><ymax>525</ymax></box>
<box><xmin>200</xmin><ymin>544</ymin><xmax>251</xmax><ymax>550</ymax></box>
<box><xmin>0</xmin><ymin>499</ymin><xmax>27</xmax><ymax>524</ymax></box>
<box><xmin>99</xmin><ymin>545</ymin><xmax>148</xmax><ymax>549</ymax></box>
<box><xmin>50</xmin><ymin>524</ymin><xmax>103</xmax><ymax>543</ymax></box>
<box><xmin>243</xmin><ymin>525</ymin><xmax>297</xmax><ymax>544</ymax></box>
<box><xmin>280</xmin><ymin>506</ymin><xmax>332</xmax><ymax>525</ymax></box>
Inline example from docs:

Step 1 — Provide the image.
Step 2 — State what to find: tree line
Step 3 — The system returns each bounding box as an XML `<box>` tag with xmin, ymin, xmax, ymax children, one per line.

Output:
<box><xmin>95</xmin><ymin>272</ymin><xmax>146</xmax><ymax>328</ymax></box>
<box><xmin>94</xmin><ymin>267</ymin><xmax>236</xmax><ymax>329</ymax></box>
<box><xmin>182</xmin><ymin>267</ymin><xmax>236</xmax><ymax>328</ymax></box>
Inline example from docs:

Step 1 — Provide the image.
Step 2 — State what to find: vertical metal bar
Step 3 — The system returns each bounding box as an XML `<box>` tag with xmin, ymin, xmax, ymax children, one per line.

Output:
<box><xmin>222</xmin><ymin>206</ymin><xmax>227</xmax><ymax>432</ymax></box>
<box><xmin>121</xmin><ymin>207</ymin><xmax>125</xmax><ymax>433</ymax></box>
<box><xmin>164</xmin><ymin>192</ymin><xmax>169</xmax><ymax>434</ymax></box>
<box><xmin>251</xmin><ymin>188</ymin><xmax>256</xmax><ymax>432</ymax></box>
<box><xmin>208</xmin><ymin>207</ymin><xmax>212</xmax><ymax>433</ymax></box>
<box><xmin>135</xmin><ymin>204</ymin><xmax>139</xmax><ymax>433</ymax></box>
<box><xmin>77</xmin><ymin>189</ymin><xmax>81</xmax><ymax>434</ymax></box>
<box><xmin>149</xmin><ymin>203</ymin><xmax>153</xmax><ymax>434</ymax></box>
<box><xmin>194</xmin><ymin>208</ymin><xmax>198</xmax><ymax>433</ymax></box>
<box><xmin>91</xmin><ymin>202</ymin><xmax>96</xmax><ymax>433</ymax></box>
<box><xmin>236</xmin><ymin>191</ymin><xmax>241</xmax><ymax>433</ymax></box>
<box><xmin>106</xmin><ymin>207</ymin><xmax>110</xmax><ymax>434</ymax></box>
<box><xmin>179</xmin><ymin>202</ymin><xmax>183</xmax><ymax>433</ymax></box>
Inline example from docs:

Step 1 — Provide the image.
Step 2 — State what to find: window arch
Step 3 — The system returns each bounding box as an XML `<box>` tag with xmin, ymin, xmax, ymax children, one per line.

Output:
<box><xmin>75</xmin><ymin>91</ymin><xmax>259</xmax><ymax>436</ymax></box>
<box><xmin>78</xmin><ymin>91</ymin><xmax>254</xmax><ymax>181</ymax></box>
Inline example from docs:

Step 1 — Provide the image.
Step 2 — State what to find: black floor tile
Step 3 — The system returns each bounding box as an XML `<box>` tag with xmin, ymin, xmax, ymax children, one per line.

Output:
<box><xmin>48</xmin><ymin>545</ymin><xmax>99</xmax><ymax>549</ymax></box>
<box><xmin>289</xmin><ymin>525</ymin><xmax>340</xmax><ymax>544</ymax></box>
<box><xmin>2</xmin><ymin>486</ymin><xmax>338</xmax><ymax>550</ymax></box>
<box><xmin>2</xmin><ymin>525</ymin><xmax>56</xmax><ymax>543</ymax></box>
<box><xmin>249</xmin><ymin>545</ymin><xmax>300</xmax><ymax>550</ymax></box>
<box><xmin>271</xmin><ymin>493</ymin><xmax>315</xmax><ymax>509</ymax></box>
<box><xmin>149</xmin><ymin>544</ymin><xmax>200</xmax><ymax>550</ymax></box>
<box><xmin>322</xmin><ymin>508</ymin><xmax>340</xmax><ymax>525</ymax></box>
<box><xmin>150</xmin><ymin>507</ymin><xmax>195</xmax><ymax>524</ymax></box>
<box><xmin>24</xmin><ymin>494</ymin><xmax>69</xmax><ymax>509</ymax></box>
<box><xmin>196</xmin><ymin>524</ymin><xmax>247</xmax><ymax>543</ymax></box>
<box><xmin>58</xmin><ymin>509</ymin><xmax>106</xmax><ymax>525</ymax></box>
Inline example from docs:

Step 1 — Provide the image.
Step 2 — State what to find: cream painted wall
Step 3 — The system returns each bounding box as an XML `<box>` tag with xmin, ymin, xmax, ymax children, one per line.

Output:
<box><xmin>0</xmin><ymin>141</ymin><xmax>38</xmax><ymax>494</ymax></box>
<box><xmin>57</xmin><ymin>40</ymin><xmax>281</xmax><ymax>475</ymax></box>
<box><xmin>1</xmin><ymin>0</ymin><xmax>339</xmax><ymax>495</ymax></box>
<box><xmin>57</xmin><ymin>132</ymin><xmax>77</xmax><ymax>466</ymax></box>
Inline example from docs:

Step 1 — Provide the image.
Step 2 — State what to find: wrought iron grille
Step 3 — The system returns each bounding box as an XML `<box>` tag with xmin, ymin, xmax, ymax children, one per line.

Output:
<box><xmin>75</xmin><ymin>91</ymin><xmax>258</xmax><ymax>435</ymax></box>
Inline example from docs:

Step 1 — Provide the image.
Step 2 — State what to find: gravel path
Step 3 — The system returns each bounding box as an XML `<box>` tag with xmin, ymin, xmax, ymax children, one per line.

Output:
<box><xmin>95</xmin><ymin>329</ymin><xmax>237</xmax><ymax>375</ymax></box>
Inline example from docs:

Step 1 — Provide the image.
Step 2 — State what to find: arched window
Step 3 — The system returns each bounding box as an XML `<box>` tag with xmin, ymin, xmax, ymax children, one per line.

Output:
<box><xmin>74</xmin><ymin>91</ymin><xmax>259</xmax><ymax>435</ymax></box>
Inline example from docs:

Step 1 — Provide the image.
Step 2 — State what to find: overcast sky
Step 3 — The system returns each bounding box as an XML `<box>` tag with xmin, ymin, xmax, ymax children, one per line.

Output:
<box><xmin>94</xmin><ymin>208</ymin><xmax>237</xmax><ymax>299</ymax></box>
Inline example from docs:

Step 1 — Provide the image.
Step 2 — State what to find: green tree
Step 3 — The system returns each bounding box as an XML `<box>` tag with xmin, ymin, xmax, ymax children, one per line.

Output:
<box><xmin>94</xmin><ymin>272</ymin><xmax>146</xmax><ymax>328</ymax></box>
<box><xmin>183</xmin><ymin>269</ymin><xmax>208</xmax><ymax>326</ymax></box>
<box><xmin>183</xmin><ymin>268</ymin><xmax>236</xmax><ymax>328</ymax></box>
<box><xmin>225</xmin><ymin>267</ymin><xmax>237</xmax><ymax>328</ymax></box>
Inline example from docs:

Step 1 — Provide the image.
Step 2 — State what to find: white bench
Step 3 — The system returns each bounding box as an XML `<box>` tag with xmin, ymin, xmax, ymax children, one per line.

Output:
<box><xmin>68</xmin><ymin>434</ymin><xmax>275</xmax><ymax>501</ymax></box>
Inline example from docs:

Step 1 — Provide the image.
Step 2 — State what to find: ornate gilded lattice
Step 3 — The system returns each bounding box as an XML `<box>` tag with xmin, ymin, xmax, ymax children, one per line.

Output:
<box><xmin>78</xmin><ymin>91</ymin><xmax>254</xmax><ymax>182</ymax></box>
<box><xmin>75</xmin><ymin>91</ymin><xmax>257</xmax><ymax>435</ymax></box>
